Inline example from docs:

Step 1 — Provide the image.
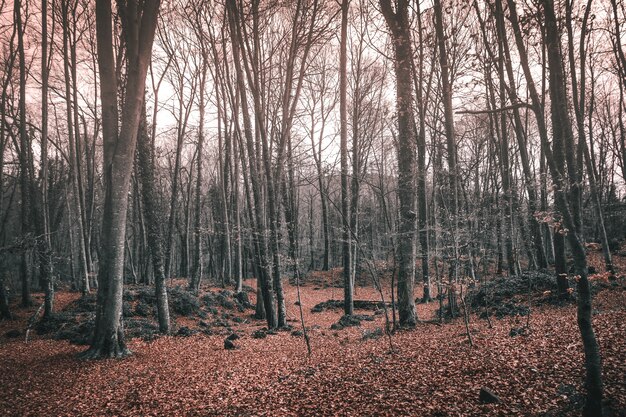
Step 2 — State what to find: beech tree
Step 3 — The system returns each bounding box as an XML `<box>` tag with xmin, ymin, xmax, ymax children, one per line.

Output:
<box><xmin>433</xmin><ymin>0</ymin><xmax>461</xmax><ymax>315</ymax></box>
<box><xmin>539</xmin><ymin>0</ymin><xmax>604</xmax><ymax>413</ymax></box>
<box><xmin>340</xmin><ymin>0</ymin><xmax>352</xmax><ymax>315</ymax></box>
<box><xmin>379</xmin><ymin>0</ymin><xmax>417</xmax><ymax>327</ymax></box>
<box><xmin>81</xmin><ymin>0</ymin><xmax>161</xmax><ymax>359</ymax></box>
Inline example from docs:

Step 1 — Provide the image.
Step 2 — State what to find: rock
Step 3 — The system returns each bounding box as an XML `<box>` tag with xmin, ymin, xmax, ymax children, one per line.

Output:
<box><xmin>176</xmin><ymin>326</ymin><xmax>197</xmax><ymax>337</ymax></box>
<box><xmin>312</xmin><ymin>299</ymin><xmax>390</xmax><ymax>313</ymax></box>
<box><xmin>224</xmin><ymin>339</ymin><xmax>237</xmax><ymax>350</ymax></box>
<box><xmin>557</xmin><ymin>383</ymin><xmax>577</xmax><ymax>396</ymax></box>
<box><xmin>227</xmin><ymin>333</ymin><xmax>240</xmax><ymax>341</ymax></box>
<box><xmin>217</xmin><ymin>295</ymin><xmax>235</xmax><ymax>310</ymax></box>
<box><xmin>479</xmin><ymin>387</ymin><xmax>500</xmax><ymax>404</ymax></box>
<box><xmin>5</xmin><ymin>329</ymin><xmax>20</xmax><ymax>338</ymax></box>
<box><xmin>509</xmin><ymin>327</ymin><xmax>527</xmax><ymax>337</ymax></box>
<box><xmin>330</xmin><ymin>314</ymin><xmax>364</xmax><ymax>330</ymax></box>
<box><xmin>234</xmin><ymin>291</ymin><xmax>252</xmax><ymax>308</ymax></box>
<box><xmin>362</xmin><ymin>327</ymin><xmax>383</xmax><ymax>341</ymax></box>
<box><xmin>469</xmin><ymin>272</ymin><xmax>557</xmax><ymax>318</ymax></box>
<box><xmin>252</xmin><ymin>329</ymin><xmax>267</xmax><ymax>339</ymax></box>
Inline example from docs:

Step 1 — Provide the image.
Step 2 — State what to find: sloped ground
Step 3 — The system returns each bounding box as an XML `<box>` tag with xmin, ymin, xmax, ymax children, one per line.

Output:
<box><xmin>0</xmin><ymin>276</ymin><xmax>625</xmax><ymax>416</ymax></box>
<box><xmin>24</xmin><ymin>283</ymin><xmax>259</xmax><ymax>345</ymax></box>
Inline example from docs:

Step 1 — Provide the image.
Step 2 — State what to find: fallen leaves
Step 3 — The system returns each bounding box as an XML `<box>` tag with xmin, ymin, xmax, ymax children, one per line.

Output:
<box><xmin>0</xmin><ymin>277</ymin><xmax>624</xmax><ymax>416</ymax></box>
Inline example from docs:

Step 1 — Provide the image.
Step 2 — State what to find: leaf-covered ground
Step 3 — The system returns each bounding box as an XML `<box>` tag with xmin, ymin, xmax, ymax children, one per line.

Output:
<box><xmin>1</xmin><ymin>270</ymin><xmax>625</xmax><ymax>416</ymax></box>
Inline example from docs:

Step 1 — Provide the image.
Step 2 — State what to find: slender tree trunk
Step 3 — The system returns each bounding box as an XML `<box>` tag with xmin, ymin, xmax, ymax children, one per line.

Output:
<box><xmin>507</xmin><ymin>0</ymin><xmax>570</xmax><ymax>292</ymax></box>
<box><xmin>0</xmin><ymin>273</ymin><xmax>11</xmax><ymax>319</ymax></box>
<box><xmin>412</xmin><ymin>0</ymin><xmax>431</xmax><ymax>303</ymax></box>
<box><xmin>190</xmin><ymin>50</ymin><xmax>209</xmax><ymax>293</ymax></box>
<box><xmin>164</xmin><ymin>107</ymin><xmax>185</xmax><ymax>281</ymax></box>
<box><xmin>62</xmin><ymin>0</ymin><xmax>89</xmax><ymax>296</ymax></box>
<box><xmin>70</xmin><ymin>13</ymin><xmax>92</xmax><ymax>278</ymax></box>
<box><xmin>566</xmin><ymin>0</ymin><xmax>614</xmax><ymax>276</ymax></box>
<box><xmin>15</xmin><ymin>0</ymin><xmax>32</xmax><ymax>308</ymax></box>
<box><xmin>340</xmin><ymin>0</ymin><xmax>353</xmax><ymax>316</ymax></box>
<box><xmin>309</xmin><ymin>96</ymin><xmax>331</xmax><ymax>271</ymax></box>
<box><xmin>434</xmin><ymin>0</ymin><xmax>459</xmax><ymax>316</ymax></box>
<box><xmin>137</xmin><ymin>106</ymin><xmax>170</xmax><ymax>334</ymax></box>
<box><xmin>232</xmin><ymin>129</ymin><xmax>243</xmax><ymax>293</ymax></box>
<box><xmin>40</xmin><ymin>0</ymin><xmax>54</xmax><ymax>318</ymax></box>
<box><xmin>540</xmin><ymin>1</ymin><xmax>604</xmax><ymax>413</ymax></box>
<box><xmin>490</xmin><ymin>0</ymin><xmax>545</xmax><ymax>270</ymax></box>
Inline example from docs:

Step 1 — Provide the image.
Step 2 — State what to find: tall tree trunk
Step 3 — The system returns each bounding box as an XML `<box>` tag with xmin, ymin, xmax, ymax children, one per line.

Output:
<box><xmin>380</xmin><ymin>0</ymin><xmax>417</xmax><ymax>327</ymax></box>
<box><xmin>190</xmin><ymin>50</ymin><xmax>208</xmax><ymax>293</ymax></box>
<box><xmin>610</xmin><ymin>0</ymin><xmax>626</xmax><ymax>182</ymax></box>
<box><xmin>434</xmin><ymin>0</ymin><xmax>459</xmax><ymax>316</ymax></box>
<box><xmin>540</xmin><ymin>1</ymin><xmax>604</xmax><ymax>414</ymax></box>
<box><xmin>81</xmin><ymin>0</ymin><xmax>161</xmax><ymax>359</ymax></box>
<box><xmin>70</xmin><ymin>11</ymin><xmax>92</xmax><ymax>278</ymax></box>
<box><xmin>566</xmin><ymin>0</ymin><xmax>614</xmax><ymax>276</ymax></box>
<box><xmin>62</xmin><ymin>0</ymin><xmax>89</xmax><ymax>296</ymax></box>
<box><xmin>412</xmin><ymin>0</ymin><xmax>431</xmax><ymax>303</ymax></box>
<box><xmin>164</xmin><ymin>101</ymin><xmax>186</xmax><ymax>281</ymax></box>
<box><xmin>494</xmin><ymin>0</ymin><xmax>517</xmax><ymax>276</ymax></box>
<box><xmin>340</xmin><ymin>0</ymin><xmax>353</xmax><ymax>316</ymax></box>
<box><xmin>506</xmin><ymin>0</ymin><xmax>570</xmax><ymax>293</ymax></box>
<box><xmin>232</xmin><ymin>128</ymin><xmax>243</xmax><ymax>293</ymax></box>
<box><xmin>226</xmin><ymin>0</ymin><xmax>276</xmax><ymax>328</ymax></box>
<box><xmin>40</xmin><ymin>0</ymin><xmax>54</xmax><ymax>318</ymax></box>
<box><xmin>309</xmin><ymin>90</ymin><xmax>331</xmax><ymax>272</ymax></box>
<box><xmin>15</xmin><ymin>0</ymin><xmax>32</xmax><ymax>308</ymax></box>
<box><xmin>137</xmin><ymin>106</ymin><xmax>170</xmax><ymax>334</ymax></box>
<box><xmin>487</xmin><ymin>0</ymin><xmax>547</xmax><ymax>270</ymax></box>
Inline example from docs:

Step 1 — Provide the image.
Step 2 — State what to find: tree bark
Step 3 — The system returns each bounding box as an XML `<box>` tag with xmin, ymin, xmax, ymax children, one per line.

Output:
<box><xmin>433</xmin><ymin>0</ymin><xmax>459</xmax><ymax>316</ymax></box>
<box><xmin>540</xmin><ymin>1</ymin><xmax>604</xmax><ymax>414</ymax></box>
<box><xmin>15</xmin><ymin>0</ymin><xmax>32</xmax><ymax>308</ymax></box>
<box><xmin>380</xmin><ymin>0</ymin><xmax>417</xmax><ymax>327</ymax></box>
<box><xmin>61</xmin><ymin>0</ymin><xmax>90</xmax><ymax>296</ymax></box>
<box><xmin>506</xmin><ymin>0</ymin><xmax>570</xmax><ymax>293</ymax></box>
<box><xmin>340</xmin><ymin>0</ymin><xmax>353</xmax><ymax>316</ymax></box>
<box><xmin>137</xmin><ymin>106</ymin><xmax>170</xmax><ymax>334</ymax></box>
<box><xmin>226</xmin><ymin>0</ymin><xmax>277</xmax><ymax>328</ymax></box>
<box><xmin>40</xmin><ymin>0</ymin><xmax>54</xmax><ymax>318</ymax></box>
<box><xmin>81</xmin><ymin>0</ymin><xmax>161</xmax><ymax>359</ymax></box>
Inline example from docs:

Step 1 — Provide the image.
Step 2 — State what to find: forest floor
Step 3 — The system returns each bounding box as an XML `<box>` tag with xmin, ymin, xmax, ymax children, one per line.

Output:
<box><xmin>1</xmin><ymin>254</ymin><xmax>626</xmax><ymax>416</ymax></box>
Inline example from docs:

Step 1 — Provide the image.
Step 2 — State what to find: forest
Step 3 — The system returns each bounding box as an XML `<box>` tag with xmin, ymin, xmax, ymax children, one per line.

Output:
<box><xmin>1</xmin><ymin>0</ymin><xmax>626</xmax><ymax>415</ymax></box>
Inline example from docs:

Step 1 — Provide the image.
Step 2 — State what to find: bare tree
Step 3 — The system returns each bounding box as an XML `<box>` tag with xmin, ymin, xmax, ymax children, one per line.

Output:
<box><xmin>340</xmin><ymin>0</ymin><xmax>353</xmax><ymax>316</ymax></box>
<box><xmin>379</xmin><ymin>0</ymin><xmax>417</xmax><ymax>327</ymax></box>
<box><xmin>540</xmin><ymin>1</ymin><xmax>604</xmax><ymax>413</ymax></box>
<box><xmin>81</xmin><ymin>0</ymin><xmax>161</xmax><ymax>359</ymax></box>
<box><xmin>137</xmin><ymin>104</ymin><xmax>170</xmax><ymax>334</ymax></box>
